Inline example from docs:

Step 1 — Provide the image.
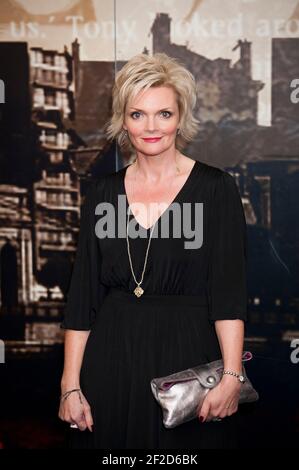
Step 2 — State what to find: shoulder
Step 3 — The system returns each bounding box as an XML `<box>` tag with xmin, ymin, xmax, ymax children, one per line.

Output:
<box><xmin>197</xmin><ymin>160</ymin><xmax>231</xmax><ymax>180</ymax></box>
<box><xmin>196</xmin><ymin>160</ymin><xmax>237</xmax><ymax>192</ymax></box>
<box><xmin>84</xmin><ymin>176</ymin><xmax>105</xmax><ymax>201</ymax></box>
<box><xmin>197</xmin><ymin>160</ymin><xmax>236</xmax><ymax>192</ymax></box>
<box><xmin>86</xmin><ymin>167</ymin><xmax>124</xmax><ymax>198</ymax></box>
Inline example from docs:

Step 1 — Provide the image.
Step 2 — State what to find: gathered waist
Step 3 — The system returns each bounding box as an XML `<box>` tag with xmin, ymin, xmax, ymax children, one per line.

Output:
<box><xmin>106</xmin><ymin>286</ymin><xmax>209</xmax><ymax>308</ymax></box>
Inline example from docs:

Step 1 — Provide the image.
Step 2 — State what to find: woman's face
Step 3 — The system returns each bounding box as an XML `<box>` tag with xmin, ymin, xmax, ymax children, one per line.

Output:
<box><xmin>123</xmin><ymin>85</ymin><xmax>180</xmax><ymax>156</ymax></box>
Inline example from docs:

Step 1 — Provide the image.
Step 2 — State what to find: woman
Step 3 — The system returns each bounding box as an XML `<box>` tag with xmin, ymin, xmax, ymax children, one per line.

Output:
<box><xmin>58</xmin><ymin>52</ymin><xmax>248</xmax><ymax>449</ymax></box>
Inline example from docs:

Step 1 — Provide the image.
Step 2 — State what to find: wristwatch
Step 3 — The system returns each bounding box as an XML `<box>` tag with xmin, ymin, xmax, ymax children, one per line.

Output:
<box><xmin>222</xmin><ymin>369</ymin><xmax>245</xmax><ymax>383</ymax></box>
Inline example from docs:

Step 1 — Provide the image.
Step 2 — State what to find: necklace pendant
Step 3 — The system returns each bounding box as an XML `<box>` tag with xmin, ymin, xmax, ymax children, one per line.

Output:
<box><xmin>134</xmin><ymin>286</ymin><xmax>144</xmax><ymax>297</ymax></box>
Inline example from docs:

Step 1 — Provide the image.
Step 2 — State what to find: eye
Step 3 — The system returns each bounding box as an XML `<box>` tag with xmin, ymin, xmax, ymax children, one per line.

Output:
<box><xmin>130</xmin><ymin>111</ymin><xmax>141</xmax><ymax>119</ymax></box>
<box><xmin>161</xmin><ymin>111</ymin><xmax>172</xmax><ymax>118</ymax></box>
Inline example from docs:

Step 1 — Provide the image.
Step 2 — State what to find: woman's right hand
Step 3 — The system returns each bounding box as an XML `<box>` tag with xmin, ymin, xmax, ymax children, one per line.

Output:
<box><xmin>58</xmin><ymin>389</ymin><xmax>94</xmax><ymax>432</ymax></box>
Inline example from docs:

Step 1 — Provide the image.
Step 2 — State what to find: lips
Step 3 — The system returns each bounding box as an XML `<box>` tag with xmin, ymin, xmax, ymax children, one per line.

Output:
<box><xmin>142</xmin><ymin>137</ymin><xmax>162</xmax><ymax>143</ymax></box>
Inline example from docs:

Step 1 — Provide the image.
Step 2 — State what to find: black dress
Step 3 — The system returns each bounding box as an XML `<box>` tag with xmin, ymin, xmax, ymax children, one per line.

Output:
<box><xmin>61</xmin><ymin>159</ymin><xmax>248</xmax><ymax>449</ymax></box>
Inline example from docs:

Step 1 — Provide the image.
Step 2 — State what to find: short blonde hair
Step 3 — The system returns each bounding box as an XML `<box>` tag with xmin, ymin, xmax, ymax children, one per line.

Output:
<box><xmin>105</xmin><ymin>52</ymin><xmax>200</xmax><ymax>152</ymax></box>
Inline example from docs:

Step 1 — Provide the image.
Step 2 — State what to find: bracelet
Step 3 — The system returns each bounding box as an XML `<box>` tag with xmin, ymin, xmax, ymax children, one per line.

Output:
<box><xmin>222</xmin><ymin>369</ymin><xmax>245</xmax><ymax>383</ymax></box>
<box><xmin>60</xmin><ymin>388</ymin><xmax>82</xmax><ymax>402</ymax></box>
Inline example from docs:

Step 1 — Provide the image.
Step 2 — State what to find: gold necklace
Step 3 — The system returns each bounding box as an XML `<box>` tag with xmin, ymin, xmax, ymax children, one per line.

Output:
<box><xmin>126</xmin><ymin>154</ymin><xmax>181</xmax><ymax>297</ymax></box>
<box><xmin>126</xmin><ymin>206</ymin><xmax>157</xmax><ymax>297</ymax></box>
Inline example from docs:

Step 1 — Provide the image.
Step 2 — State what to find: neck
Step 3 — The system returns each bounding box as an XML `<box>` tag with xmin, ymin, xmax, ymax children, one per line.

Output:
<box><xmin>133</xmin><ymin>151</ymin><xmax>181</xmax><ymax>183</ymax></box>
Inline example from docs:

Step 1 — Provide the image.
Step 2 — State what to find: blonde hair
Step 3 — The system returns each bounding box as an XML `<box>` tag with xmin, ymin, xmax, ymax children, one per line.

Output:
<box><xmin>105</xmin><ymin>52</ymin><xmax>200</xmax><ymax>152</ymax></box>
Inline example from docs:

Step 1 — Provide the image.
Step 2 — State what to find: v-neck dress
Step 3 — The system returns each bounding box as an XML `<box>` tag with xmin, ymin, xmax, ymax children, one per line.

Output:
<box><xmin>61</xmin><ymin>159</ymin><xmax>248</xmax><ymax>449</ymax></box>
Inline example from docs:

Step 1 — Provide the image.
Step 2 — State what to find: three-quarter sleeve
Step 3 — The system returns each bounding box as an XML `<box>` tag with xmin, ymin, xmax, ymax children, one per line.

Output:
<box><xmin>207</xmin><ymin>170</ymin><xmax>248</xmax><ymax>323</ymax></box>
<box><xmin>61</xmin><ymin>181</ymin><xmax>106</xmax><ymax>330</ymax></box>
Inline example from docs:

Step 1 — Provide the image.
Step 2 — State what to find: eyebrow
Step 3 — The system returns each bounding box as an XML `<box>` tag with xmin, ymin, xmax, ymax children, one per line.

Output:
<box><xmin>128</xmin><ymin>107</ymin><xmax>173</xmax><ymax>111</ymax></box>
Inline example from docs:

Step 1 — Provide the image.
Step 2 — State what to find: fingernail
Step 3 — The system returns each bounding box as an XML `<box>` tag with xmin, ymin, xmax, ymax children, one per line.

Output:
<box><xmin>199</xmin><ymin>416</ymin><xmax>204</xmax><ymax>422</ymax></box>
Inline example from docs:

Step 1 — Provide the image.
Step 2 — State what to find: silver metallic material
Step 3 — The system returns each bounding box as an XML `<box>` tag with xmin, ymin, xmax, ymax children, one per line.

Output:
<box><xmin>223</xmin><ymin>369</ymin><xmax>246</xmax><ymax>383</ymax></box>
<box><xmin>150</xmin><ymin>351</ymin><xmax>259</xmax><ymax>429</ymax></box>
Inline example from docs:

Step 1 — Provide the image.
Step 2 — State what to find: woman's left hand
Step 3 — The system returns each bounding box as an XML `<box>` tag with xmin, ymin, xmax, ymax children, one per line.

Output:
<box><xmin>197</xmin><ymin>375</ymin><xmax>242</xmax><ymax>422</ymax></box>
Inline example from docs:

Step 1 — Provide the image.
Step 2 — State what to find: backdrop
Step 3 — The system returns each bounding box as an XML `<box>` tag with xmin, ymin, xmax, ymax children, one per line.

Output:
<box><xmin>0</xmin><ymin>0</ymin><xmax>298</xmax><ymax>449</ymax></box>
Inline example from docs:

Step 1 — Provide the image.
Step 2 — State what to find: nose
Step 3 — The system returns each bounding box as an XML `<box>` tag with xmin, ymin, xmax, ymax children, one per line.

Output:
<box><xmin>145</xmin><ymin>116</ymin><xmax>157</xmax><ymax>133</ymax></box>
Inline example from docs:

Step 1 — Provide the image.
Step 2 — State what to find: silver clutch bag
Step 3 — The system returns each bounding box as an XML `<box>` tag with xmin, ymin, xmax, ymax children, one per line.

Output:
<box><xmin>150</xmin><ymin>351</ymin><xmax>259</xmax><ymax>429</ymax></box>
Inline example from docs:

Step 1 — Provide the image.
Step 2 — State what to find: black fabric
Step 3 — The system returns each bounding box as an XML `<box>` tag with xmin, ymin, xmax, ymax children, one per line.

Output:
<box><xmin>61</xmin><ymin>160</ymin><xmax>248</xmax><ymax>449</ymax></box>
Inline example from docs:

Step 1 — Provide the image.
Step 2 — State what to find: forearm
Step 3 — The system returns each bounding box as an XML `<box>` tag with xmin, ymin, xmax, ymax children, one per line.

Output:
<box><xmin>214</xmin><ymin>319</ymin><xmax>244</xmax><ymax>373</ymax></box>
<box><xmin>61</xmin><ymin>329</ymin><xmax>90</xmax><ymax>392</ymax></box>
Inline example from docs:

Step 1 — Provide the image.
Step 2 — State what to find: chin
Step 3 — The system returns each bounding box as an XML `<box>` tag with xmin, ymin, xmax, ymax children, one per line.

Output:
<box><xmin>135</xmin><ymin>141</ymin><xmax>174</xmax><ymax>155</ymax></box>
<box><xmin>139</xmin><ymin>148</ymin><xmax>167</xmax><ymax>156</ymax></box>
